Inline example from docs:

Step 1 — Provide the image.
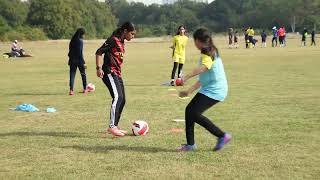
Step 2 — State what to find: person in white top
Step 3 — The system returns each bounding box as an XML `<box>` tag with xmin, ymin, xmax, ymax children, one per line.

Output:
<box><xmin>11</xmin><ymin>40</ymin><xmax>21</xmax><ymax>56</ymax></box>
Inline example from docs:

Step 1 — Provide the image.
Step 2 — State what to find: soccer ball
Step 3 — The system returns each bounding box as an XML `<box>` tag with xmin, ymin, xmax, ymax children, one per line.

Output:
<box><xmin>175</xmin><ymin>78</ymin><xmax>184</xmax><ymax>86</ymax></box>
<box><xmin>87</xmin><ymin>83</ymin><xmax>95</xmax><ymax>92</ymax></box>
<box><xmin>132</xmin><ymin>120</ymin><xmax>149</xmax><ymax>136</ymax></box>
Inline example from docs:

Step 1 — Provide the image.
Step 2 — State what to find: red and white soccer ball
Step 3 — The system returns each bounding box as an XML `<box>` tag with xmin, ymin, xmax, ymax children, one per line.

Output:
<box><xmin>87</xmin><ymin>83</ymin><xmax>95</xmax><ymax>92</ymax></box>
<box><xmin>132</xmin><ymin>120</ymin><xmax>149</xmax><ymax>136</ymax></box>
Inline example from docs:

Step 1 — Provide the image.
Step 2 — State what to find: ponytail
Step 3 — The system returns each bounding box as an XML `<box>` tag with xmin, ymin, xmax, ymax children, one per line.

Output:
<box><xmin>193</xmin><ymin>28</ymin><xmax>219</xmax><ymax>57</ymax></box>
<box><xmin>112</xmin><ymin>22</ymin><xmax>136</xmax><ymax>37</ymax></box>
<box><xmin>70</xmin><ymin>28</ymin><xmax>85</xmax><ymax>48</ymax></box>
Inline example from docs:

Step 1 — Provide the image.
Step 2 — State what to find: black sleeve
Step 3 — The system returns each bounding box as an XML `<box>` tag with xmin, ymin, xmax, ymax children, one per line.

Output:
<box><xmin>95</xmin><ymin>39</ymin><xmax>112</xmax><ymax>55</ymax></box>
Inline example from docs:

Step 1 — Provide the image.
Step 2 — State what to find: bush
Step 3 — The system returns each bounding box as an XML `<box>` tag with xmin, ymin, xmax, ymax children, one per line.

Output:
<box><xmin>0</xmin><ymin>26</ymin><xmax>48</xmax><ymax>42</ymax></box>
<box><xmin>3</xmin><ymin>31</ymin><xmax>25</xmax><ymax>41</ymax></box>
<box><xmin>19</xmin><ymin>27</ymin><xmax>47</xmax><ymax>41</ymax></box>
<box><xmin>137</xmin><ymin>26</ymin><xmax>153</xmax><ymax>38</ymax></box>
<box><xmin>0</xmin><ymin>16</ymin><xmax>11</xmax><ymax>41</ymax></box>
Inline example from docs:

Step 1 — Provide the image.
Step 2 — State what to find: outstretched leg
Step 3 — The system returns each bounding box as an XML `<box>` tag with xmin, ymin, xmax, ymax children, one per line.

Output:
<box><xmin>185</xmin><ymin>93</ymin><xmax>224</xmax><ymax>145</ymax></box>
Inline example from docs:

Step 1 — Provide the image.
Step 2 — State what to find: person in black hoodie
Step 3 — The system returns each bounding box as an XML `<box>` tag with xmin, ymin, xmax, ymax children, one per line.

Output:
<box><xmin>311</xmin><ymin>30</ymin><xmax>316</xmax><ymax>46</ymax></box>
<box><xmin>68</xmin><ymin>28</ymin><xmax>88</xmax><ymax>96</ymax></box>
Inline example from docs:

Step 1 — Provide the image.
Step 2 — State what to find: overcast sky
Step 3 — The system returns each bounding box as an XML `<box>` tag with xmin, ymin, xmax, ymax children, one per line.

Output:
<box><xmin>127</xmin><ymin>0</ymin><xmax>214</xmax><ymax>5</ymax></box>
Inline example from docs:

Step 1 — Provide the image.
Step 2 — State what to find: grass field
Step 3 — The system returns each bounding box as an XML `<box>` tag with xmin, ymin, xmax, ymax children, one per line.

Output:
<box><xmin>0</xmin><ymin>36</ymin><xmax>319</xmax><ymax>179</ymax></box>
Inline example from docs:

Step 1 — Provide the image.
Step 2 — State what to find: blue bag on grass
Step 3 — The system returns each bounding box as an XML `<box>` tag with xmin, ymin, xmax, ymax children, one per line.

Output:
<box><xmin>15</xmin><ymin>104</ymin><xmax>39</xmax><ymax>112</ymax></box>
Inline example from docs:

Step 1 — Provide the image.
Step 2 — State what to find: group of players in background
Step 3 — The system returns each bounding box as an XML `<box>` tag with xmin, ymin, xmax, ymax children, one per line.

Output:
<box><xmin>228</xmin><ymin>26</ymin><xmax>317</xmax><ymax>48</ymax></box>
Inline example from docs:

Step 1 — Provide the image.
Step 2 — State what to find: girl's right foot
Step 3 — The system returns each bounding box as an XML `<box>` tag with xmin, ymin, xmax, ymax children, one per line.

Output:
<box><xmin>177</xmin><ymin>144</ymin><xmax>197</xmax><ymax>152</ymax></box>
<box><xmin>83</xmin><ymin>89</ymin><xmax>89</xmax><ymax>94</ymax></box>
<box><xmin>107</xmin><ymin>127</ymin><xmax>125</xmax><ymax>137</ymax></box>
<box><xmin>69</xmin><ymin>90</ymin><xmax>74</xmax><ymax>96</ymax></box>
<box><xmin>214</xmin><ymin>133</ymin><xmax>232</xmax><ymax>151</ymax></box>
<box><xmin>117</xmin><ymin>127</ymin><xmax>128</xmax><ymax>135</ymax></box>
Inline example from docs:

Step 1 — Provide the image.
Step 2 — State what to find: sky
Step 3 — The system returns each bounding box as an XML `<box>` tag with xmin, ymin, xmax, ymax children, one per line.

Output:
<box><xmin>127</xmin><ymin>0</ymin><xmax>214</xmax><ymax>5</ymax></box>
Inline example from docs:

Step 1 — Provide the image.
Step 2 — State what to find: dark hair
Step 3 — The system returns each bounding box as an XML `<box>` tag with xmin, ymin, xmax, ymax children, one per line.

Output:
<box><xmin>70</xmin><ymin>28</ymin><xmax>85</xmax><ymax>48</ymax></box>
<box><xmin>176</xmin><ymin>25</ymin><xmax>186</xmax><ymax>35</ymax></box>
<box><xmin>113</xmin><ymin>22</ymin><xmax>136</xmax><ymax>37</ymax></box>
<box><xmin>193</xmin><ymin>28</ymin><xmax>219</xmax><ymax>57</ymax></box>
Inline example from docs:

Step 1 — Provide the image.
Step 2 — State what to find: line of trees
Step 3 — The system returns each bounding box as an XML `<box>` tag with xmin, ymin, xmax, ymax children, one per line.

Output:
<box><xmin>0</xmin><ymin>0</ymin><xmax>319</xmax><ymax>41</ymax></box>
<box><xmin>0</xmin><ymin>0</ymin><xmax>117</xmax><ymax>41</ymax></box>
<box><xmin>111</xmin><ymin>0</ymin><xmax>320</xmax><ymax>36</ymax></box>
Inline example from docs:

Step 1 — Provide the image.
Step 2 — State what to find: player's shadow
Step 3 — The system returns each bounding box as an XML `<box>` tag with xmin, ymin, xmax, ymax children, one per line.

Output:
<box><xmin>7</xmin><ymin>92</ymin><xmax>65</xmax><ymax>96</ymax></box>
<box><xmin>62</xmin><ymin>145</ymin><xmax>176</xmax><ymax>153</ymax></box>
<box><xmin>125</xmin><ymin>84</ymin><xmax>160</xmax><ymax>87</ymax></box>
<box><xmin>0</xmin><ymin>131</ymin><xmax>84</xmax><ymax>138</ymax></box>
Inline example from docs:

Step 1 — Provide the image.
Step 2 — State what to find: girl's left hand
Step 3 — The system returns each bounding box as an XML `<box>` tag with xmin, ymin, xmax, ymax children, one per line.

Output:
<box><xmin>179</xmin><ymin>91</ymin><xmax>189</xmax><ymax>97</ymax></box>
<box><xmin>84</xmin><ymin>64</ymin><xmax>87</xmax><ymax>69</ymax></box>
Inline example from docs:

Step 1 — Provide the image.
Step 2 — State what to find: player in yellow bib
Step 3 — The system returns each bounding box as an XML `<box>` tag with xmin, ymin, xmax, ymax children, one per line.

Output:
<box><xmin>170</xmin><ymin>26</ymin><xmax>189</xmax><ymax>86</ymax></box>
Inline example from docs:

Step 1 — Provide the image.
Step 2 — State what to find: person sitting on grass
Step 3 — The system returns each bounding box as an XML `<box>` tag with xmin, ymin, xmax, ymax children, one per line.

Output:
<box><xmin>11</xmin><ymin>40</ymin><xmax>22</xmax><ymax>57</ymax></box>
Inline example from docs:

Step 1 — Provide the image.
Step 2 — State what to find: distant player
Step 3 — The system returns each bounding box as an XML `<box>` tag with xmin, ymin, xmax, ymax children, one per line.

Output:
<box><xmin>247</xmin><ymin>27</ymin><xmax>255</xmax><ymax>48</ymax></box>
<box><xmin>272</xmin><ymin>26</ymin><xmax>278</xmax><ymax>47</ymax></box>
<box><xmin>261</xmin><ymin>30</ymin><xmax>267</xmax><ymax>48</ymax></box>
<box><xmin>282</xmin><ymin>27</ymin><xmax>287</xmax><ymax>46</ymax></box>
<box><xmin>311</xmin><ymin>30</ymin><xmax>316</xmax><ymax>46</ymax></box>
<box><xmin>170</xmin><ymin>25</ymin><xmax>189</xmax><ymax>86</ymax></box>
<box><xmin>177</xmin><ymin>28</ymin><xmax>231</xmax><ymax>152</ymax></box>
<box><xmin>68</xmin><ymin>28</ymin><xmax>88</xmax><ymax>96</ymax></box>
<box><xmin>233</xmin><ymin>30</ymin><xmax>239</xmax><ymax>48</ymax></box>
<box><xmin>278</xmin><ymin>27</ymin><xmax>285</xmax><ymax>47</ymax></box>
<box><xmin>301</xmin><ymin>27</ymin><xmax>308</xmax><ymax>46</ymax></box>
<box><xmin>95</xmin><ymin>22</ymin><xmax>136</xmax><ymax>137</ymax></box>
<box><xmin>228</xmin><ymin>28</ymin><xmax>233</xmax><ymax>48</ymax></box>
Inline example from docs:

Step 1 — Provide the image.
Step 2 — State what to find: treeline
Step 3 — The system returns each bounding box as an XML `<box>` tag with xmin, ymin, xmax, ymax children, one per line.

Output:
<box><xmin>0</xmin><ymin>0</ymin><xmax>116</xmax><ymax>41</ymax></box>
<box><xmin>0</xmin><ymin>0</ymin><xmax>319</xmax><ymax>41</ymax></box>
<box><xmin>111</xmin><ymin>0</ymin><xmax>320</xmax><ymax>36</ymax></box>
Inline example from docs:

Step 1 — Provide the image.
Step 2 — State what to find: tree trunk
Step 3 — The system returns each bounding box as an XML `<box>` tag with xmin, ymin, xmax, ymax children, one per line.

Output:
<box><xmin>291</xmin><ymin>16</ymin><xmax>296</xmax><ymax>33</ymax></box>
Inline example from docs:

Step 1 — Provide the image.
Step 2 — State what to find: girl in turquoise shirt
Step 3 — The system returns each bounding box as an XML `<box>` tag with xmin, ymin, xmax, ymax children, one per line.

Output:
<box><xmin>178</xmin><ymin>28</ymin><xmax>231</xmax><ymax>152</ymax></box>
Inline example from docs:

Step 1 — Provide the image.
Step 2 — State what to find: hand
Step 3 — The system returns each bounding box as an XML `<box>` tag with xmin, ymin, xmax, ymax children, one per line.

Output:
<box><xmin>84</xmin><ymin>64</ymin><xmax>87</xmax><ymax>69</ymax></box>
<box><xmin>97</xmin><ymin>69</ymin><xmax>104</xmax><ymax>78</ymax></box>
<box><xmin>179</xmin><ymin>90</ymin><xmax>189</xmax><ymax>97</ymax></box>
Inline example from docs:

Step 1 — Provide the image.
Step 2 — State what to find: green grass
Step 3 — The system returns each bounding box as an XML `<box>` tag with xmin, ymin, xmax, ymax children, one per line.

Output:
<box><xmin>0</xmin><ymin>37</ymin><xmax>319</xmax><ymax>179</ymax></box>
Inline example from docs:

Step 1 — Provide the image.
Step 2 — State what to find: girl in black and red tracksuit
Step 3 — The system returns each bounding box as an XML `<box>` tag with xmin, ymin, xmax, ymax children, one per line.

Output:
<box><xmin>95</xmin><ymin>22</ymin><xmax>136</xmax><ymax>137</ymax></box>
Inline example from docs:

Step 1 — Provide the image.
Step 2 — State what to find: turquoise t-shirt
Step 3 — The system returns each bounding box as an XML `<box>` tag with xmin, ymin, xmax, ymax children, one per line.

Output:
<box><xmin>198</xmin><ymin>54</ymin><xmax>228</xmax><ymax>101</ymax></box>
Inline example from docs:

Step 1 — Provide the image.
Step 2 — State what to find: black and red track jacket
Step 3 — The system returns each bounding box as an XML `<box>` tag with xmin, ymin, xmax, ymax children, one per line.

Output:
<box><xmin>96</xmin><ymin>35</ymin><xmax>125</xmax><ymax>77</ymax></box>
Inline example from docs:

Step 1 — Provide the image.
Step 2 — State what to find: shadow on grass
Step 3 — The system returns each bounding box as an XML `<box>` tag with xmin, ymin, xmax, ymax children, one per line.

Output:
<box><xmin>62</xmin><ymin>145</ymin><xmax>176</xmax><ymax>153</ymax></box>
<box><xmin>6</xmin><ymin>92</ymin><xmax>65</xmax><ymax>96</ymax></box>
<box><xmin>0</xmin><ymin>131</ymin><xmax>84</xmax><ymax>138</ymax></box>
<box><xmin>125</xmin><ymin>84</ymin><xmax>161</xmax><ymax>87</ymax></box>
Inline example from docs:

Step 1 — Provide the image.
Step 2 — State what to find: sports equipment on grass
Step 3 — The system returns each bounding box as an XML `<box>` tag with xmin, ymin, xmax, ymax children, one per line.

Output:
<box><xmin>132</xmin><ymin>120</ymin><xmax>149</xmax><ymax>136</ymax></box>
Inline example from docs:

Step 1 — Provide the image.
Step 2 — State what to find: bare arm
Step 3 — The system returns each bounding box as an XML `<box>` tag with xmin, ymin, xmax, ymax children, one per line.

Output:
<box><xmin>179</xmin><ymin>81</ymin><xmax>201</xmax><ymax>97</ymax></box>
<box><xmin>96</xmin><ymin>54</ymin><xmax>104</xmax><ymax>78</ymax></box>
<box><xmin>183</xmin><ymin>65</ymin><xmax>208</xmax><ymax>82</ymax></box>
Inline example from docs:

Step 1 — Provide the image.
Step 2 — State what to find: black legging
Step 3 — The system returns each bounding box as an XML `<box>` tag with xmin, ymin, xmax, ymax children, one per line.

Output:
<box><xmin>69</xmin><ymin>64</ymin><xmax>87</xmax><ymax>91</ymax></box>
<box><xmin>185</xmin><ymin>93</ymin><xmax>225</xmax><ymax>145</ymax></box>
<box><xmin>102</xmin><ymin>73</ymin><xmax>126</xmax><ymax>128</ymax></box>
<box><xmin>272</xmin><ymin>37</ymin><xmax>278</xmax><ymax>47</ymax></box>
<box><xmin>171</xmin><ymin>62</ymin><xmax>183</xmax><ymax>80</ymax></box>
